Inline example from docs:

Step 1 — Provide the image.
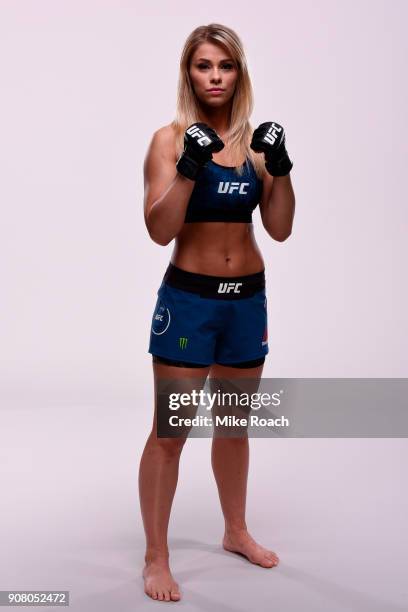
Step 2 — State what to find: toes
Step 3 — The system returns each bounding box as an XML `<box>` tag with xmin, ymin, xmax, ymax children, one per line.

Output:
<box><xmin>146</xmin><ymin>585</ymin><xmax>179</xmax><ymax>602</ymax></box>
<box><xmin>263</xmin><ymin>557</ymin><xmax>275</xmax><ymax>567</ymax></box>
<box><xmin>264</xmin><ymin>550</ymin><xmax>279</xmax><ymax>562</ymax></box>
<box><xmin>260</xmin><ymin>551</ymin><xmax>279</xmax><ymax>567</ymax></box>
<box><xmin>171</xmin><ymin>589</ymin><xmax>181</xmax><ymax>601</ymax></box>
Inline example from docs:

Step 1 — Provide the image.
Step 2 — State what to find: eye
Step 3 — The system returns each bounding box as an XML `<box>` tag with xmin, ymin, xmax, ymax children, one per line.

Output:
<box><xmin>196</xmin><ymin>62</ymin><xmax>235</xmax><ymax>70</ymax></box>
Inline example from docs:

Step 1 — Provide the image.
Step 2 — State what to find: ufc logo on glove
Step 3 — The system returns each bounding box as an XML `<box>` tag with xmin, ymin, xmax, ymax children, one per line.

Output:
<box><xmin>186</xmin><ymin>124</ymin><xmax>212</xmax><ymax>146</ymax></box>
<box><xmin>263</xmin><ymin>122</ymin><xmax>283</xmax><ymax>145</ymax></box>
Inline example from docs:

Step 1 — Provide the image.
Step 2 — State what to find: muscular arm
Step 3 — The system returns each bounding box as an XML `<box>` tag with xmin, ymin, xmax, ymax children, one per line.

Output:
<box><xmin>143</xmin><ymin>127</ymin><xmax>195</xmax><ymax>246</ymax></box>
<box><xmin>259</xmin><ymin>173</ymin><xmax>296</xmax><ymax>242</ymax></box>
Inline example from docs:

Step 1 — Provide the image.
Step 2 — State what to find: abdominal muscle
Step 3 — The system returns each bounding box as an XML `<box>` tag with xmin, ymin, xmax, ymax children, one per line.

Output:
<box><xmin>171</xmin><ymin>221</ymin><xmax>265</xmax><ymax>276</ymax></box>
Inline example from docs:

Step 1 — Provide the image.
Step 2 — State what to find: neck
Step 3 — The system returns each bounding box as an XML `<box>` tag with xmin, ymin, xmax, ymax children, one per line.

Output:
<box><xmin>197</xmin><ymin>102</ymin><xmax>232</xmax><ymax>140</ymax></box>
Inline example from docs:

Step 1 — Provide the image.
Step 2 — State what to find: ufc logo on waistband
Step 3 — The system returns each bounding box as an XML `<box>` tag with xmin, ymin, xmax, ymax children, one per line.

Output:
<box><xmin>186</xmin><ymin>125</ymin><xmax>211</xmax><ymax>146</ymax></box>
<box><xmin>263</xmin><ymin>123</ymin><xmax>282</xmax><ymax>145</ymax></box>
<box><xmin>217</xmin><ymin>182</ymin><xmax>249</xmax><ymax>194</ymax></box>
<box><xmin>217</xmin><ymin>282</ymin><xmax>243</xmax><ymax>294</ymax></box>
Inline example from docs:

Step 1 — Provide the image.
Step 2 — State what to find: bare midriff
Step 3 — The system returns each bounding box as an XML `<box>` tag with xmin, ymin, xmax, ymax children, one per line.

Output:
<box><xmin>170</xmin><ymin>221</ymin><xmax>265</xmax><ymax>277</ymax></box>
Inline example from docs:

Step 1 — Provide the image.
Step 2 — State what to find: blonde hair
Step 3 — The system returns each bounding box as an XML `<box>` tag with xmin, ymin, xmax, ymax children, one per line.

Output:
<box><xmin>171</xmin><ymin>23</ymin><xmax>264</xmax><ymax>178</ymax></box>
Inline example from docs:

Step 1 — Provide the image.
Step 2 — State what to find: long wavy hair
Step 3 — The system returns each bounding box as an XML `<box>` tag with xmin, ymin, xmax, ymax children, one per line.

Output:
<box><xmin>171</xmin><ymin>23</ymin><xmax>264</xmax><ymax>178</ymax></box>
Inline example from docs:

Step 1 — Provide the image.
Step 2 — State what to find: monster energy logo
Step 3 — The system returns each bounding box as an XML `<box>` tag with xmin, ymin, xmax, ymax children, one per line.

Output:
<box><xmin>179</xmin><ymin>337</ymin><xmax>188</xmax><ymax>349</ymax></box>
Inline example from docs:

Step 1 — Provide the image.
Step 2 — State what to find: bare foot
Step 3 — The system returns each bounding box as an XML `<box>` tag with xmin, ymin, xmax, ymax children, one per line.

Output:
<box><xmin>223</xmin><ymin>529</ymin><xmax>279</xmax><ymax>568</ymax></box>
<box><xmin>143</xmin><ymin>559</ymin><xmax>181</xmax><ymax>602</ymax></box>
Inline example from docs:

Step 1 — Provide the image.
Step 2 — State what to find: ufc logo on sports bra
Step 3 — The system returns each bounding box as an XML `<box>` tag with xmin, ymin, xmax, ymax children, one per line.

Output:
<box><xmin>186</xmin><ymin>125</ymin><xmax>211</xmax><ymax>146</ymax></box>
<box><xmin>263</xmin><ymin>122</ymin><xmax>282</xmax><ymax>145</ymax></box>
<box><xmin>217</xmin><ymin>282</ymin><xmax>243</xmax><ymax>294</ymax></box>
<box><xmin>217</xmin><ymin>182</ymin><xmax>249</xmax><ymax>195</ymax></box>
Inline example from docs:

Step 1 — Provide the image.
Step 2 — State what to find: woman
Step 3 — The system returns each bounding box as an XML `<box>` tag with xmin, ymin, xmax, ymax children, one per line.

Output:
<box><xmin>139</xmin><ymin>23</ymin><xmax>295</xmax><ymax>602</ymax></box>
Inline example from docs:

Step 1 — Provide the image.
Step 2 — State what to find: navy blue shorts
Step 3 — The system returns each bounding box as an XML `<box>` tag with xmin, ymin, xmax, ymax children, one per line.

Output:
<box><xmin>148</xmin><ymin>263</ymin><xmax>269</xmax><ymax>367</ymax></box>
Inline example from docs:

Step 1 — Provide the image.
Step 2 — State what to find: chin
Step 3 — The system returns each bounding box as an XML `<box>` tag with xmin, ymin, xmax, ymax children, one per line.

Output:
<box><xmin>203</xmin><ymin>95</ymin><xmax>231</xmax><ymax>106</ymax></box>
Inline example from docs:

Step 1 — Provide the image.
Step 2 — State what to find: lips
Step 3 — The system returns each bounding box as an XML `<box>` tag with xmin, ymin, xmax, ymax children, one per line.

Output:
<box><xmin>207</xmin><ymin>88</ymin><xmax>224</xmax><ymax>92</ymax></box>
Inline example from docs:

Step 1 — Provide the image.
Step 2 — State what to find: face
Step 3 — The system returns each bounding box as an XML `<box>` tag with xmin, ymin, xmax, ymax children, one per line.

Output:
<box><xmin>189</xmin><ymin>42</ymin><xmax>238</xmax><ymax>107</ymax></box>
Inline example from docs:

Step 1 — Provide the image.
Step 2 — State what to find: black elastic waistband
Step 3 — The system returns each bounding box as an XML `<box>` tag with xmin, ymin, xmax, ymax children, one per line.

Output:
<box><xmin>162</xmin><ymin>263</ymin><xmax>265</xmax><ymax>299</ymax></box>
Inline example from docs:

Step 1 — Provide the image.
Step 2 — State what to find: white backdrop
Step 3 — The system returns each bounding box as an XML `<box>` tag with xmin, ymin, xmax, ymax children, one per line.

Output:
<box><xmin>0</xmin><ymin>3</ymin><xmax>407</xmax><ymax>610</ymax></box>
<box><xmin>1</xmin><ymin>0</ymin><xmax>406</xmax><ymax>401</ymax></box>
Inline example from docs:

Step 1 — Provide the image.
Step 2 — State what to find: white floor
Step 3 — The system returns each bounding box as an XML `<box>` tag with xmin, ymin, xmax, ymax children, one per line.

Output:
<box><xmin>1</xmin><ymin>392</ymin><xmax>407</xmax><ymax>611</ymax></box>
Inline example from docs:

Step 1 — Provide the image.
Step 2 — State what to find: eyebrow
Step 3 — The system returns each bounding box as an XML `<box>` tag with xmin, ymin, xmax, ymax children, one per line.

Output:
<box><xmin>195</xmin><ymin>57</ymin><xmax>234</xmax><ymax>63</ymax></box>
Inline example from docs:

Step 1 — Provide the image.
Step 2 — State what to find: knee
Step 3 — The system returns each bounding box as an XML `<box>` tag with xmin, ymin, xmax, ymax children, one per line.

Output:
<box><xmin>149</xmin><ymin>434</ymin><xmax>187</xmax><ymax>459</ymax></box>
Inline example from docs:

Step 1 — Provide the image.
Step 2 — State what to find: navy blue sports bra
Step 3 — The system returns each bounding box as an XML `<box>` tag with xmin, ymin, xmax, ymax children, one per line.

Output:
<box><xmin>184</xmin><ymin>157</ymin><xmax>263</xmax><ymax>223</ymax></box>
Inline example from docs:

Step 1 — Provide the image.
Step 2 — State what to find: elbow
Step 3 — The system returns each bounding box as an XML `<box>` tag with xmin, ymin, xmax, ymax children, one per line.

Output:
<box><xmin>148</xmin><ymin>228</ymin><xmax>173</xmax><ymax>246</ymax></box>
<box><xmin>264</xmin><ymin>225</ymin><xmax>292</xmax><ymax>242</ymax></box>
<box><xmin>145</xmin><ymin>213</ymin><xmax>173</xmax><ymax>246</ymax></box>
<box><xmin>262</xmin><ymin>215</ymin><xmax>294</xmax><ymax>243</ymax></box>
<box><xmin>273</xmin><ymin>230</ymin><xmax>292</xmax><ymax>242</ymax></box>
<box><xmin>156</xmin><ymin>237</ymin><xmax>173</xmax><ymax>247</ymax></box>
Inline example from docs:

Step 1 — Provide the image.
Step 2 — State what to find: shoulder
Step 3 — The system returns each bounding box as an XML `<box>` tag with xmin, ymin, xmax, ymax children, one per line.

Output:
<box><xmin>152</xmin><ymin>123</ymin><xmax>177</xmax><ymax>144</ymax></box>
<box><xmin>148</xmin><ymin>123</ymin><xmax>178</xmax><ymax>163</ymax></box>
<box><xmin>143</xmin><ymin>124</ymin><xmax>179</xmax><ymax>181</ymax></box>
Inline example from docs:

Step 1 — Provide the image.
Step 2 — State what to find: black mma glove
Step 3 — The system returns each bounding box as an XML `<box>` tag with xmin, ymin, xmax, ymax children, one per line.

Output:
<box><xmin>176</xmin><ymin>123</ymin><xmax>224</xmax><ymax>180</ymax></box>
<box><xmin>250</xmin><ymin>121</ymin><xmax>293</xmax><ymax>176</ymax></box>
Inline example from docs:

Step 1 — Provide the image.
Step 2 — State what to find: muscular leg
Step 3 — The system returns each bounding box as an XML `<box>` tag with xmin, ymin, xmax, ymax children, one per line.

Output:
<box><xmin>209</xmin><ymin>362</ymin><xmax>279</xmax><ymax>568</ymax></box>
<box><xmin>139</xmin><ymin>360</ymin><xmax>210</xmax><ymax>601</ymax></box>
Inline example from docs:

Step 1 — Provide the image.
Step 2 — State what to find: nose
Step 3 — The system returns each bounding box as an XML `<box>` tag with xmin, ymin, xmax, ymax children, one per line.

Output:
<box><xmin>210</xmin><ymin>68</ymin><xmax>222</xmax><ymax>83</ymax></box>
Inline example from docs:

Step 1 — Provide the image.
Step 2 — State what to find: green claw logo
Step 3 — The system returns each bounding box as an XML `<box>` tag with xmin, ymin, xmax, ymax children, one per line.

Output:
<box><xmin>179</xmin><ymin>337</ymin><xmax>188</xmax><ymax>349</ymax></box>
